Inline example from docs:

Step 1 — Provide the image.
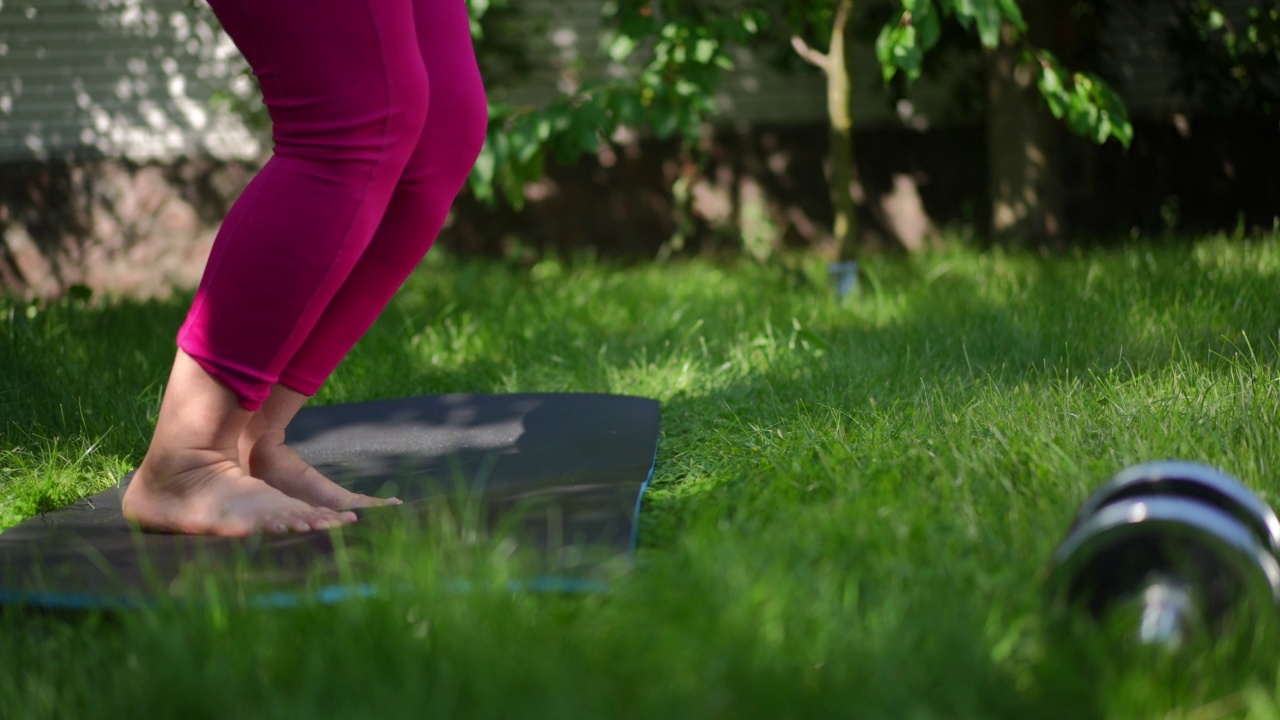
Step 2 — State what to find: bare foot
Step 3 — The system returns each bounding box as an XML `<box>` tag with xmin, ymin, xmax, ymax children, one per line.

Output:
<box><xmin>123</xmin><ymin>446</ymin><xmax>356</xmax><ymax>537</ymax></box>
<box><xmin>239</xmin><ymin>432</ymin><xmax>401</xmax><ymax>511</ymax></box>
<box><xmin>124</xmin><ymin>349</ymin><xmax>356</xmax><ymax>537</ymax></box>
<box><xmin>238</xmin><ymin>383</ymin><xmax>400</xmax><ymax>511</ymax></box>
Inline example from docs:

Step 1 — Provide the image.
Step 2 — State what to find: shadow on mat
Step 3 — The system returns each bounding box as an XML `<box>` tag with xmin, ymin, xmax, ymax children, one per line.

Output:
<box><xmin>0</xmin><ymin>393</ymin><xmax>658</xmax><ymax>606</ymax></box>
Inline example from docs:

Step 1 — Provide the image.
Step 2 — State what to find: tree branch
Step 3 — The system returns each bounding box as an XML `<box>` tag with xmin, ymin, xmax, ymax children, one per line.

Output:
<box><xmin>790</xmin><ymin>34</ymin><xmax>830</xmax><ymax>72</ymax></box>
<box><xmin>833</xmin><ymin>0</ymin><xmax>853</xmax><ymax>36</ymax></box>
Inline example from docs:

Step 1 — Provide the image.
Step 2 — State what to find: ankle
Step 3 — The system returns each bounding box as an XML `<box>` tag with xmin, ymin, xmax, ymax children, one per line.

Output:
<box><xmin>137</xmin><ymin>443</ymin><xmax>240</xmax><ymax>488</ymax></box>
<box><xmin>239</xmin><ymin>427</ymin><xmax>289</xmax><ymax>472</ymax></box>
<box><xmin>146</xmin><ymin>350</ymin><xmax>256</xmax><ymax>455</ymax></box>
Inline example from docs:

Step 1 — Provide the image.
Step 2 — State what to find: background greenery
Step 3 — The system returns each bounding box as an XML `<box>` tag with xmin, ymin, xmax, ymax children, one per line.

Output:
<box><xmin>469</xmin><ymin>0</ymin><xmax>1277</xmax><ymax>252</ymax></box>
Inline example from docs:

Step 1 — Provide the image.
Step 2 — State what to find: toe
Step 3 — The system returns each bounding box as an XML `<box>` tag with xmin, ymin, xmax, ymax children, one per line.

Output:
<box><xmin>287</xmin><ymin>516</ymin><xmax>315</xmax><ymax>533</ymax></box>
<box><xmin>311</xmin><ymin>509</ymin><xmax>354</xmax><ymax>531</ymax></box>
<box><xmin>342</xmin><ymin>492</ymin><xmax>399</xmax><ymax>510</ymax></box>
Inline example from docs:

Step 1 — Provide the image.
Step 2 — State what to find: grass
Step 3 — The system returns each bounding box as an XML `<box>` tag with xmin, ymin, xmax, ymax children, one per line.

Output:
<box><xmin>3</xmin><ymin>233</ymin><xmax>1280</xmax><ymax>718</ymax></box>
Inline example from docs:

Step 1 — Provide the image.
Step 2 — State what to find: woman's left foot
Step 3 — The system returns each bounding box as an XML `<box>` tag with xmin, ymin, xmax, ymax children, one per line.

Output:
<box><xmin>239</xmin><ymin>432</ymin><xmax>402</xmax><ymax>510</ymax></box>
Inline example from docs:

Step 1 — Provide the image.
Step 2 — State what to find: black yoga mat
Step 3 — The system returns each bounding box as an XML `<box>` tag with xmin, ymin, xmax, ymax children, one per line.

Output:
<box><xmin>0</xmin><ymin>393</ymin><xmax>660</xmax><ymax>608</ymax></box>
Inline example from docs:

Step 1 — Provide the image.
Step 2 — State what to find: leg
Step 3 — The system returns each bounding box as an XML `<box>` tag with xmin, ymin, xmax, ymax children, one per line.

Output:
<box><xmin>126</xmin><ymin>0</ymin><xmax>430</xmax><ymax>535</ymax></box>
<box><xmin>177</xmin><ymin>0</ymin><xmax>431</xmax><ymax>411</ymax></box>
<box><xmin>238</xmin><ymin>0</ymin><xmax>487</xmax><ymax>507</ymax></box>
<box><xmin>275</xmin><ymin>0</ymin><xmax>487</xmax><ymax>395</ymax></box>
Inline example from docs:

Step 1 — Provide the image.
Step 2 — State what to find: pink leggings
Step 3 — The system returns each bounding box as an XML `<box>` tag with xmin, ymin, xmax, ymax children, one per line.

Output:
<box><xmin>177</xmin><ymin>0</ymin><xmax>487</xmax><ymax>410</ymax></box>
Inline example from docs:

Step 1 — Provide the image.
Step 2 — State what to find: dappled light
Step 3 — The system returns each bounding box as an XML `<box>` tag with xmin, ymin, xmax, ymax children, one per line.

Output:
<box><xmin>0</xmin><ymin>2</ymin><xmax>1276</xmax><ymax>717</ymax></box>
<box><xmin>2</xmin><ymin>0</ymin><xmax>1275</xmax><ymax>299</ymax></box>
<box><xmin>0</xmin><ymin>0</ymin><xmax>259</xmax><ymax>162</ymax></box>
<box><xmin>5</xmin><ymin>240</ymin><xmax>1280</xmax><ymax>716</ymax></box>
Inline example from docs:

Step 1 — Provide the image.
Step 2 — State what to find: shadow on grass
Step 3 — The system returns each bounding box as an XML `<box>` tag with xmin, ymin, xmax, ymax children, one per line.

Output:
<box><xmin>3</xmin><ymin>243</ymin><xmax>1277</xmax><ymax>716</ymax></box>
<box><xmin>0</xmin><ymin>293</ymin><xmax>191</xmax><ymax>458</ymax></box>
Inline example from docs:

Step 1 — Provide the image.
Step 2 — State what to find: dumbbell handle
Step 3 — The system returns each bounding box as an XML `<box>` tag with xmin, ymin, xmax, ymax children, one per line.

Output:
<box><xmin>1136</xmin><ymin>580</ymin><xmax>1195</xmax><ymax>648</ymax></box>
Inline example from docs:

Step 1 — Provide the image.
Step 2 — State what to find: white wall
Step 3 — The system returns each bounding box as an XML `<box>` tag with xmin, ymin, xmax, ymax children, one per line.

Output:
<box><xmin>0</xmin><ymin>0</ymin><xmax>1235</xmax><ymax>164</ymax></box>
<box><xmin>0</xmin><ymin>0</ymin><xmax>259</xmax><ymax>161</ymax></box>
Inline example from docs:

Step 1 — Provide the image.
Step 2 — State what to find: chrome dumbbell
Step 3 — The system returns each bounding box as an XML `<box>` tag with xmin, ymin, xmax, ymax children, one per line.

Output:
<box><xmin>1046</xmin><ymin>461</ymin><xmax>1280</xmax><ymax>648</ymax></box>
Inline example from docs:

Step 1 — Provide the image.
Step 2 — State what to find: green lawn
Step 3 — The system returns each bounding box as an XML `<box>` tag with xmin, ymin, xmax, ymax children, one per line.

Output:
<box><xmin>3</xmin><ymin>235</ymin><xmax>1280</xmax><ymax>718</ymax></box>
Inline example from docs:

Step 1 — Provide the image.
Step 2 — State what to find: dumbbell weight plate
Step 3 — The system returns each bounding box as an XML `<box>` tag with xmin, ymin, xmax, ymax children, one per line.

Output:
<box><xmin>1047</xmin><ymin>496</ymin><xmax>1280</xmax><ymax>620</ymax></box>
<box><xmin>1069</xmin><ymin>461</ymin><xmax>1280</xmax><ymax>555</ymax></box>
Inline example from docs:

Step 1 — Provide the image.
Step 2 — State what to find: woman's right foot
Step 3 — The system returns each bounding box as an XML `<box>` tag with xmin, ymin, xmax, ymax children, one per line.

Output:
<box><xmin>122</xmin><ymin>446</ymin><xmax>356</xmax><ymax>537</ymax></box>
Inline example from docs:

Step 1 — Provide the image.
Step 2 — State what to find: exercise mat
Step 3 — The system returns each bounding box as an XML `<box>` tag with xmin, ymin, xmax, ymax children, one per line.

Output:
<box><xmin>0</xmin><ymin>393</ymin><xmax>660</xmax><ymax>608</ymax></box>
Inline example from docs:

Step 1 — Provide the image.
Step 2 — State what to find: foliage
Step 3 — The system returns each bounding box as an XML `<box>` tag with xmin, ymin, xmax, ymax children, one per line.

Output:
<box><xmin>469</xmin><ymin>0</ymin><xmax>1139</xmax><ymax>218</ymax></box>
<box><xmin>467</xmin><ymin>1</ymin><xmax>764</xmax><ymax>209</ymax></box>
<box><xmin>1167</xmin><ymin>0</ymin><xmax>1280</xmax><ymax>116</ymax></box>
<box><xmin>1033</xmin><ymin>51</ymin><xmax>1133</xmax><ymax>147</ymax></box>
<box><xmin>874</xmin><ymin>0</ymin><xmax>1132</xmax><ymax>148</ymax></box>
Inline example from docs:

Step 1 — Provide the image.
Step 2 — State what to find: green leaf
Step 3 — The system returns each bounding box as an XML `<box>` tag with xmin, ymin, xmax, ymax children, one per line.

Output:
<box><xmin>678</xmin><ymin>108</ymin><xmax>702</xmax><ymax>140</ymax></box>
<box><xmin>895</xmin><ymin>26</ymin><xmax>924</xmax><ymax>82</ymax></box>
<box><xmin>469</xmin><ymin>141</ymin><xmax>496</xmax><ymax>204</ymax></box>
<box><xmin>1077</xmin><ymin>71</ymin><xmax>1133</xmax><ymax>148</ymax></box>
<box><xmin>1034</xmin><ymin>53</ymin><xmax>1070</xmax><ymax>119</ymax></box>
<box><xmin>877</xmin><ymin>14</ymin><xmax>925</xmax><ymax>83</ymax></box>
<box><xmin>1034</xmin><ymin>53</ymin><xmax>1133</xmax><ymax>149</ymax></box>
<box><xmin>910</xmin><ymin>0</ymin><xmax>943</xmax><ymax>51</ymax></box>
<box><xmin>606</xmin><ymin>33</ymin><xmax>638</xmax><ymax>62</ymax></box>
<box><xmin>575</xmin><ymin>125</ymin><xmax>599</xmax><ymax>155</ymax></box>
<box><xmin>693</xmin><ymin>38</ymin><xmax>717</xmax><ymax>64</ymax></box>
<box><xmin>876</xmin><ymin>11</ymin><xmax>903</xmax><ymax>79</ymax></box>
<box><xmin>971</xmin><ymin>0</ymin><xmax>1003</xmax><ymax>48</ymax></box>
<box><xmin>467</xmin><ymin>0</ymin><xmax>490</xmax><ymax>39</ymax></box>
<box><xmin>996</xmin><ymin>0</ymin><xmax>1026</xmax><ymax>33</ymax></box>
<box><xmin>1094</xmin><ymin>114</ymin><xmax>1112</xmax><ymax>145</ymax></box>
<box><xmin>606</xmin><ymin>90</ymin><xmax>642</xmax><ymax>125</ymax></box>
<box><xmin>1207</xmin><ymin>8</ymin><xmax>1225</xmax><ymax>31</ymax></box>
<box><xmin>653</xmin><ymin>108</ymin><xmax>679</xmax><ymax>139</ymax></box>
<box><xmin>513</xmin><ymin>123</ymin><xmax>540</xmax><ymax>165</ymax></box>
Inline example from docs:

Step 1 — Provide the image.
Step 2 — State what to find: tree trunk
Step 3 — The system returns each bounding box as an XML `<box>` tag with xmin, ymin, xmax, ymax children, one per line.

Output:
<box><xmin>985</xmin><ymin>2</ymin><xmax>1064</xmax><ymax>247</ymax></box>
<box><xmin>827</xmin><ymin>0</ymin><xmax>859</xmax><ymax>261</ymax></box>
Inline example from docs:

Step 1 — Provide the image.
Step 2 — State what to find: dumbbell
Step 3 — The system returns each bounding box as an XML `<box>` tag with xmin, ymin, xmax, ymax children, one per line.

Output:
<box><xmin>1045</xmin><ymin>461</ymin><xmax>1280</xmax><ymax>648</ymax></box>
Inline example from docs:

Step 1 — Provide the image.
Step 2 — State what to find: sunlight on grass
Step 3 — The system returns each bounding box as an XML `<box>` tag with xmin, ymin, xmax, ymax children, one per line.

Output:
<box><xmin>3</xmin><ymin>234</ymin><xmax>1280</xmax><ymax>718</ymax></box>
<box><xmin>0</xmin><ymin>434</ymin><xmax>129</xmax><ymax>529</ymax></box>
